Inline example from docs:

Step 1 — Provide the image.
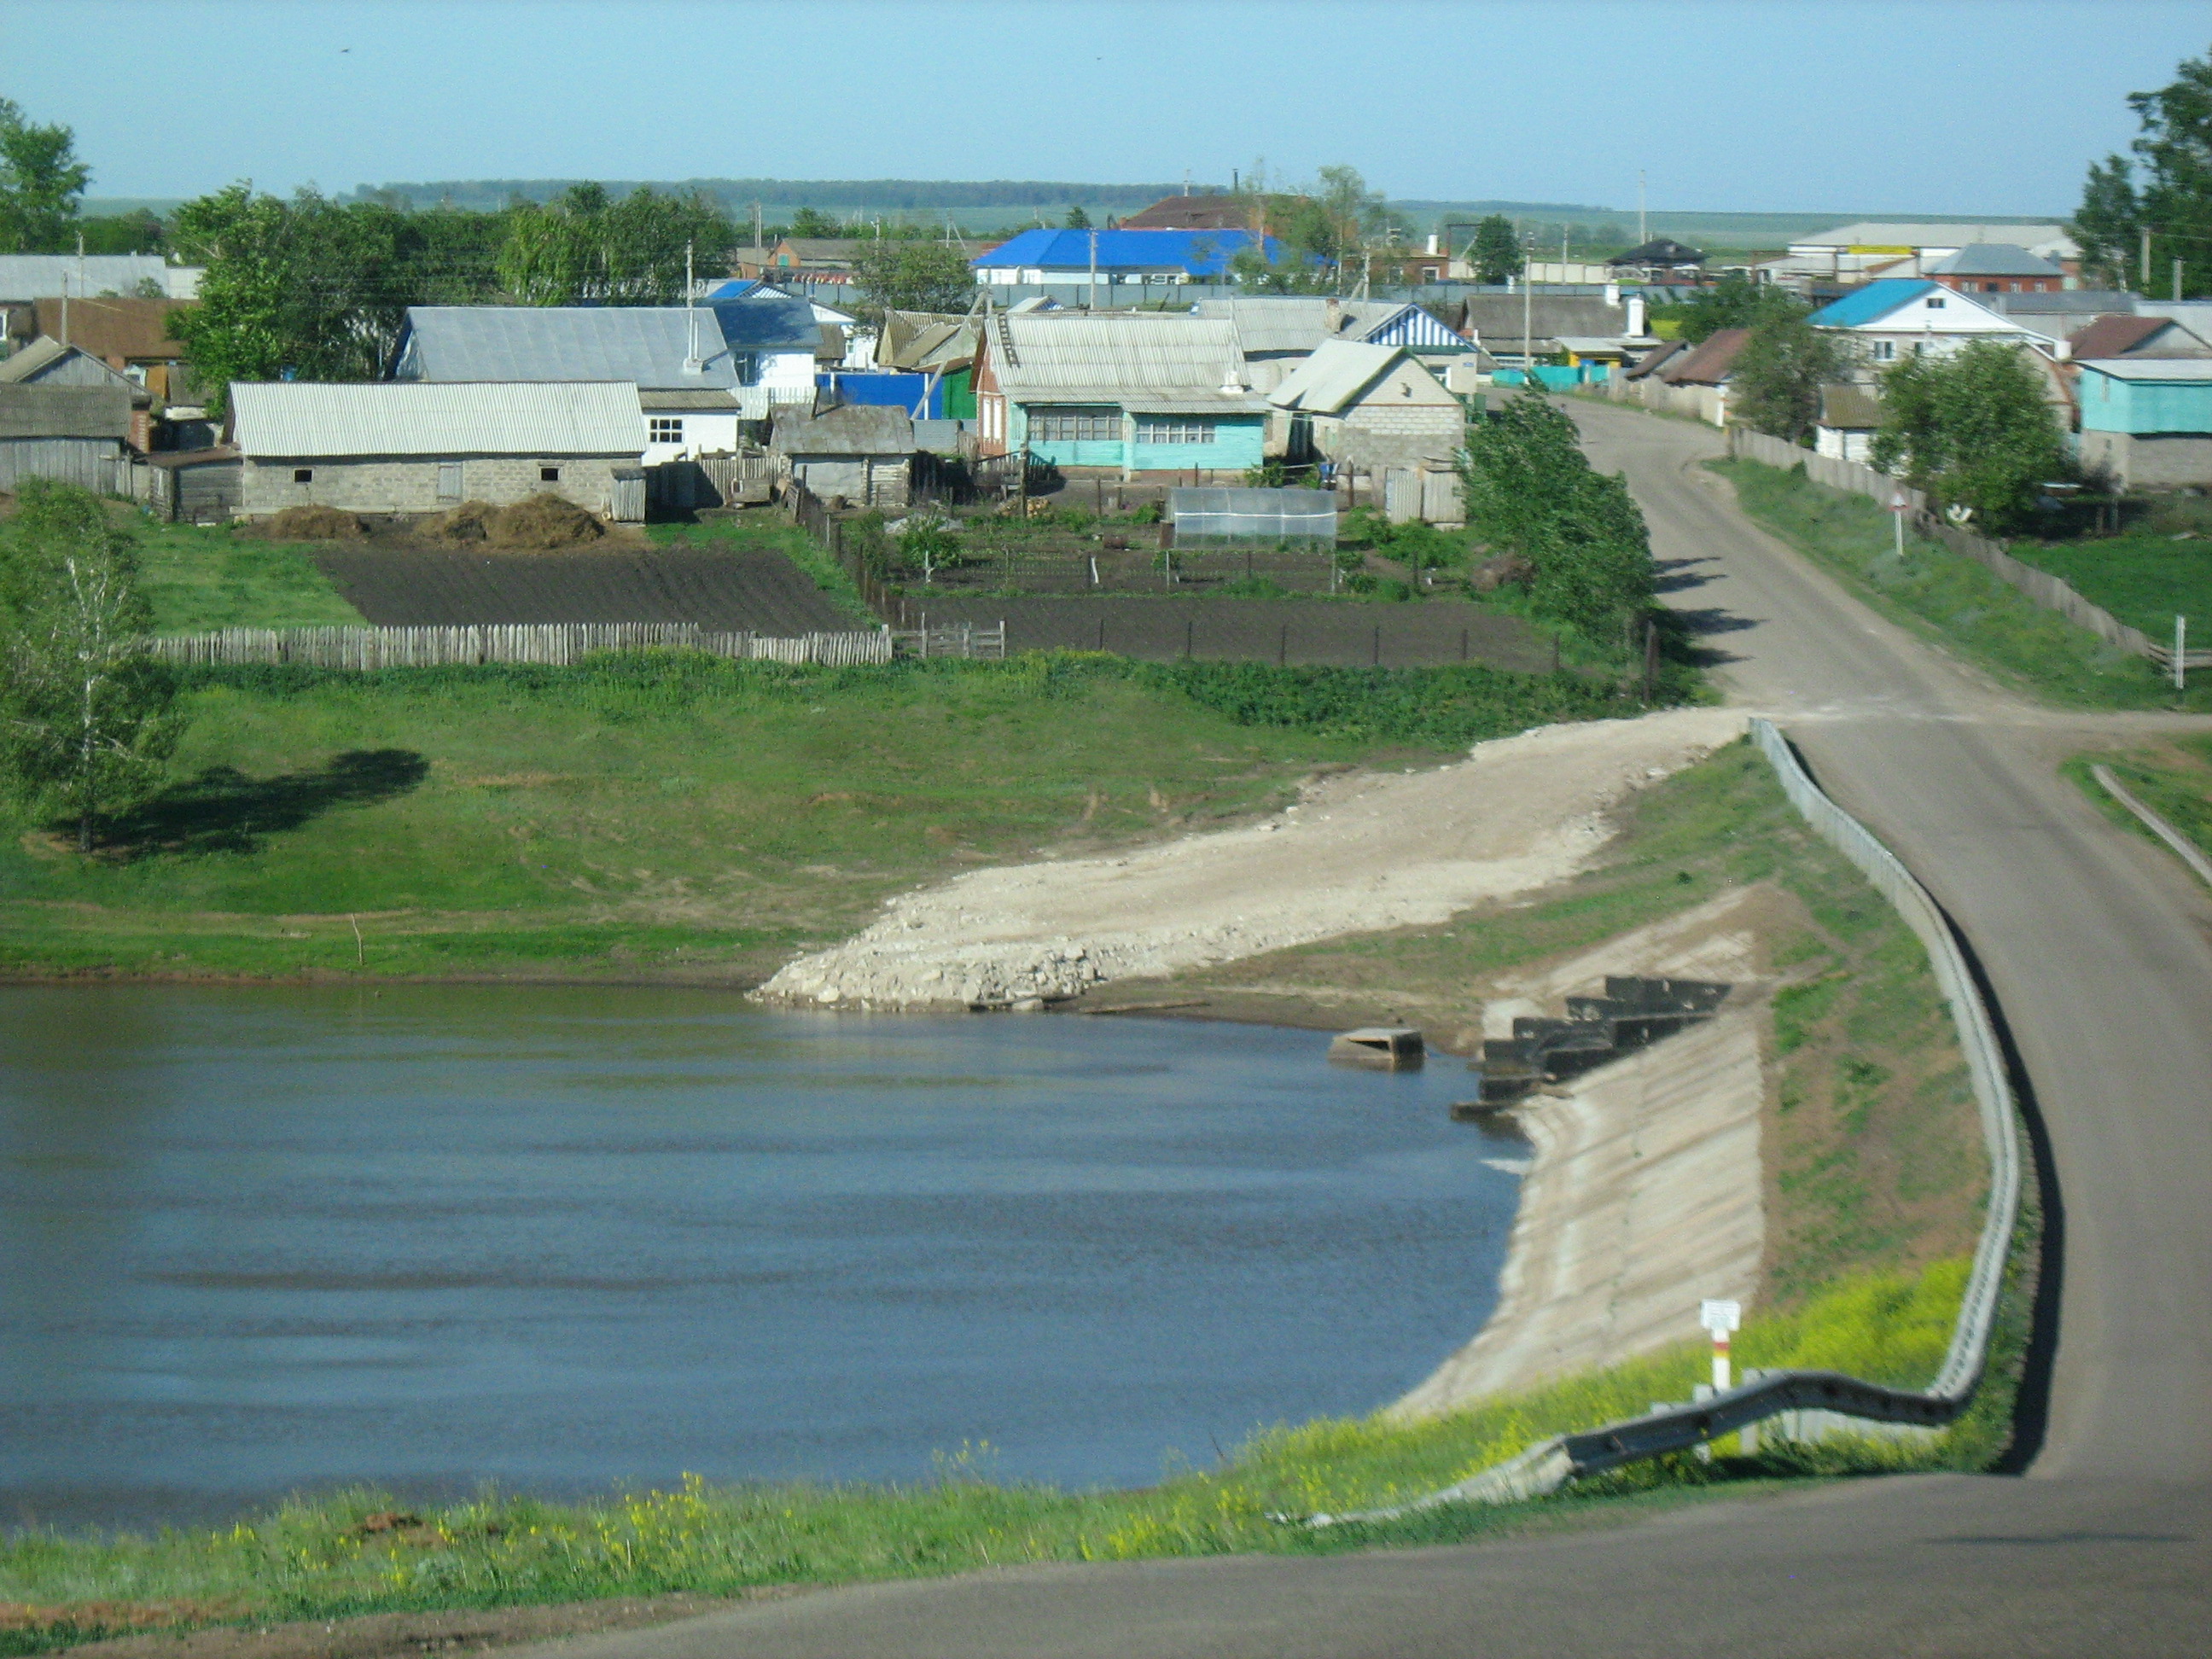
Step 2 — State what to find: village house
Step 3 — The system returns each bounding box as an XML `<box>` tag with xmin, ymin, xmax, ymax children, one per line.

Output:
<box><xmin>971</xmin><ymin>228</ymin><xmax>1276</xmax><ymax>290</ymax></box>
<box><xmin>1926</xmin><ymin>243</ymin><xmax>2066</xmax><ymax>296</ymax></box>
<box><xmin>973</xmin><ymin>311</ymin><xmax>1266</xmax><ymax>478</ymax></box>
<box><xmin>229</xmin><ymin>381</ymin><xmax>647</xmax><ymax>520</ymax></box>
<box><xmin>1117</xmin><ymin>195</ymin><xmax>1251</xmax><ymax>230</ymax></box>
<box><xmin>0</xmin><ymin>339</ymin><xmax>157</xmax><ymax>447</ymax></box>
<box><xmin>770</xmin><ymin>403</ymin><xmax>915</xmax><ymax>509</ymax></box>
<box><xmin>2066</xmin><ymin>313</ymin><xmax>2212</xmax><ymax>361</ymax></box>
<box><xmin>1807</xmin><ymin>279</ymin><xmax>2063</xmax><ymax>374</ymax></box>
<box><xmin>1267</xmin><ymin>340</ymin><xmax>1462</xmax><ymax>470</ymax></box>
<box><xmin>1435</xmin><ymin>292</ymin><xmax>1650</xmax><ymax>366</ymax></box>
<box><xmin>1770</xmin><ymin>222</ymin><xmax>2080</xmax><ymax>288</ymax></box>
<box><xmin>2075</xmin><ymin>359</ymin><xmax>2212</xmax><ymax>491</ymax></box>
<box><xmin>1813</xmin><ymin>383</ymin><xmax>1883</xmax><ymax>463</ymax></box>
<box><xmin>0</xmin><ymin>254</ymin><xmax>201</xmax><ymax>346</ymax></box>
<box><xmin>1190</xmin><ymin>295</ymin><xmax>1468</xmax><ymax>393</ymax></box>
<box><xmin>393</xmin><ymin>296</ymin><xmax>819</xmax><ymax>457</ymax></box>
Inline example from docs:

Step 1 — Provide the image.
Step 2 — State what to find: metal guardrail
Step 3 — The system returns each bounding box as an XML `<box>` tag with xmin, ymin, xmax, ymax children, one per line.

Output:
<box><xmin>1311</xmin><ymin>719</ymin><xmax>2026</xmax><ymax>1520</ymax></box>
<box><xmin>2093</xmin><ymin>764</ymin><xmax>2212</xmax><ymax>891</ymax></box>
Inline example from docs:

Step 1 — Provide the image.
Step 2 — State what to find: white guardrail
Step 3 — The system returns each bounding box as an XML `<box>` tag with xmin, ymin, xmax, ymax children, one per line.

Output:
<box><xmin>1317</xmin><ymin>718</ymin><xmax>2027</xmax><ymax>1518</ymax></box>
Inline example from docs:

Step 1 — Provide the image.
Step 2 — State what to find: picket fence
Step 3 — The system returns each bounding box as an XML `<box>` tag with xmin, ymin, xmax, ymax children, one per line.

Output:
<box><xmin>1726</xmin><ymin>428</ymin><xmax>2211</xmax><ymax>674</ymax></box>
<box><xmin>148</xmin><ymin>624</ymin><xmax>895</xmax><ymax>670</ymax></box>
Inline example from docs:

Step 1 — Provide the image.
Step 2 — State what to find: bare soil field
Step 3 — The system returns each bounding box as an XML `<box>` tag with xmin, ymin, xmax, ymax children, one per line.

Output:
<box><xmin>310</xmin><ymin>545</ymin><xmax>853</xmax><ymax>634</ymax></box>
<box><xmin>894</xmin><ymin>594</ymin><xmax>1553</xmax><ymax>669</ymax></box>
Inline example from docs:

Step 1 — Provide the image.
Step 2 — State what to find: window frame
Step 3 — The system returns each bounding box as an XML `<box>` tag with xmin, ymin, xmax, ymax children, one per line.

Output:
<box><xmin>1027</xmin><ymin>405</ymin><xmax>1122</xmax><ymax>445</ymax></box>
<box><xmin>540</xmin><ymin>464</ymin><xmax>562</xmax><ymax>483</ymax></box>
<box><xmin>292</xmin><ymin>467</ymin><xmax>313</xmax><ymax>484</ymax></box>
<box><xmin>1135</xmin><ymin>416</ymin><xmax>1219</xmax><ymax>446</ymax></box>
<box><xmin>647</xmin><ymin>416</ymin><xmax>685</xmax><ymax>445</ymax></box>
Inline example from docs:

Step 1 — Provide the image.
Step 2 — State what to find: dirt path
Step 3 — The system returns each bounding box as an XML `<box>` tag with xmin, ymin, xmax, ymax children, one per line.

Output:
<box><xmin>757</xmin><ymin>707</ymin><xmax>1746</xmax><ymax>1010</ymax></box>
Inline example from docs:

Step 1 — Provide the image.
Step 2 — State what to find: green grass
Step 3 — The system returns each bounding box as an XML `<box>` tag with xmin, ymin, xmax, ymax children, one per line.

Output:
<box><xmin>2066</xmin><ymin>735</ymin><xmax>2212</xmax><ymax>865</ymax></box>
<box><xmin>1713</xmin><ymin>458</ymin><xmax>2212</xmax><ymax>712</ymax></box>
<box><xmin>132</xmin><ymin>518</ymin><xmax>364</xmax><ymax>633</ymax></box>
<box><xmin>0</xmin><ymin>655</ymin><xmax>1639</xmax><ymax>983</ymax></box>
<box><xmin>2007</xmin><ymin>531</ymin><xmax>2212</xmax><ymax>643</ymax></box>
<box><xmin>0</xmin><ymin>1261</ymin><xmax>1982</xmax><ymax>1653</ymax></box>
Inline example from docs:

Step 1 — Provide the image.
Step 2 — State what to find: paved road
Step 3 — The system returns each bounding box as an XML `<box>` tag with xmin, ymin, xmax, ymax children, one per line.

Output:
<box><xmin>512</xmin><ymin>404</ymin><xmax>2212</xmax><ymax>1656</ymax></box>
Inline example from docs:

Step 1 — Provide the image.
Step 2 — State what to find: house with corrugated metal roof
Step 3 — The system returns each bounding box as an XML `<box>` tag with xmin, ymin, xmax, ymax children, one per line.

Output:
<box><xmin>392</xmin><ymin>298</ymin><xmax>819</xmax><ymax>458</ymax></box>
<box><xmin>972</xmin><ymin>312</ymin><xmax>1267</xmax><ymax>478</ymax></box>
<box><xmin>971</xmin><ymin>229</ymin><xmax>1276</xmax><ymax>290</ymax></box>
<box><xmin>770</xmin><ymin>404</ymin><xmax>915</xmax><ymax>508</ymax></box>
<box><xmin>1268</xmin><ymin>341</ymin><xmax>1462</xmax><ymax>470</ymax></box>
<box><xmin>2076</xmin><ymin>358</ymin><xmax>2212</xmax><ymax>489</ymax></box>
<box><xmin>229</xmin><ymin>381</ymin><xmax>647</xmax><ymax>520</ymax></box>
<box><xmin>1807</xmin><ymin>279</ymin><xmax>2063</xmax><ymax>373</ymax></box>
<box><xmin>1190</xmin><ymin>297</ymin><xmax>1466</xmax><ymax>393</ymax></box>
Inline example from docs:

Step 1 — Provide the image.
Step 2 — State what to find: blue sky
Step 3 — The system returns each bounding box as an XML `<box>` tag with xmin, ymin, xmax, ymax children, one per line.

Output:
<box><xmin>7</xmin><ymin>0</ymin><xmax>2207</xmax><ymax>214</ymax></box>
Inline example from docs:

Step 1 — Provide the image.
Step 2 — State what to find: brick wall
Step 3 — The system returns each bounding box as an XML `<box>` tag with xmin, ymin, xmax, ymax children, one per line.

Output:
<box><xmin>241</xmin><ymin>454</ymin><xmax>633</xmax><ymax>517</ymax></box>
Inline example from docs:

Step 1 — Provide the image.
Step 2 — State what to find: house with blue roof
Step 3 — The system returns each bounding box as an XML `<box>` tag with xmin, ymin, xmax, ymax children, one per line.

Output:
<box><xmin>1807</xmin><ymin>279</ymin><xmax>2063</xmax><ymax>371</ymax></box>
<box><xmin>972</xmin><ymin>228</ymin><xmax>1279</xmax><ymax>289</ymax></box>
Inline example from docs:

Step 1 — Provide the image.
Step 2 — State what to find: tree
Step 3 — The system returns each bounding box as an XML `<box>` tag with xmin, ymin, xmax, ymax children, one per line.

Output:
<box><xmin>2070</xmin><ymin>45</ymin><xmax>2212</xmax><ymax>297</ymax></box>
<box><xmin>1469</xmin><ymin>215</ymin><xmax>1522</xmax><ymax>285</ymax></box>
<box><xmin>1459</xmin><ymin>390</ymin><xmax>1654</xmax><ymax>643</ymax></box>
<box><xmin>787</xmin><ymin>205</ymin><xmax>839</xmax><ymax>238</ymax></box>
<box><xmin>1870</xmin><ymin>341</ymin><xmax>2068</xmax><ymax>531</ymax></box>
<box><xmin>853</xmin><ymin>237</ymin><xmax>974</xmax><ymax>320</ymax></box>
<box><xmin>496</xmin><ymin>184</ymin><xmax>734</xmax><ymax>306</ymax></box>
<box><xmin>1662</xmin><ymin>271</ymin><xmax>1807</xmax><ymax>342</ymax></box>
<box><xmin>1730</xmin><ymin>315</ymin><xmax>1852</xmax><ymax>445</ymax></box>
<box><xmin>0</xmin><ymin>481</ymin><xmax>178</xmax><ymax>853</ymax></box>
<box><xmin>0</xmin><ymin>97</ymin><xmax>90</xmax><ymax>253</ymax></box>
<box><xmin>1063</xmin><ymin>205</ymin><xmax>1091</xmax><ymax>230</ymax></box>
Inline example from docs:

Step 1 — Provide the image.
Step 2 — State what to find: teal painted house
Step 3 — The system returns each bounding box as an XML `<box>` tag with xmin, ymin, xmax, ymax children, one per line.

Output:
<box><xmin>2076</xmin><ymin>358</ymin><xmax>2212</xmax><ymax>490</ymax></box>
<box><xmin>975</xmin><ymin>312</ymin><xmax>1269</xmax><ymax>478</ymax></box>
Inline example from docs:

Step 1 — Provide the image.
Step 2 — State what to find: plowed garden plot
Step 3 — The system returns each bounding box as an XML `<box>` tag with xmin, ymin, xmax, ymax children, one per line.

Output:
<box><xmin>905</xmin><ymin>596</ymin><xmax>1554</xmax><ymax>671</ymax></box>
<box><xmin>311</xmin><ymin>545</ymin><xmax>852</xmax><ymax>634</ymax></box>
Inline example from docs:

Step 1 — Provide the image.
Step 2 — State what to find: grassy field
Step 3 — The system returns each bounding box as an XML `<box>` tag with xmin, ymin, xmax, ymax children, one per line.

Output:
<box><xmin>2008</xmin><ymin>521</ymin><xmax>2212</xmax><ymax>642</ymax></box>
<box><xmin>1712</xmin><ymin>459</ymin><xmax>2212</xmax><ymax>713</ymax></box>
<box><xmin>0</xmin><ymin>738</ymin><xmax>2033</xmax><ymax>1652</ymax></box>
<box><xmin>134</xmin><ymin>518</ymin><xmax>365</xmax><ymax>633</ymax></box>
<box><xmin>0</xmin><ymin>655</ymin><xmax>1638</xmax><ymax>984</ymax></box>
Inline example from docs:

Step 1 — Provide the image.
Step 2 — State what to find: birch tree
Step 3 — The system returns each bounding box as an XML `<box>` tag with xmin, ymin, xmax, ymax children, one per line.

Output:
<box><xmin>0</xmin><ymin>481</ymin><xmax>179</xmax><ymax>853</ymax></box>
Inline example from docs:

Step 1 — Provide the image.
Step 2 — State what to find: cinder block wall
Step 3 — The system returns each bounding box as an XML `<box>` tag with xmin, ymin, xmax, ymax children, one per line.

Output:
<box><xmin>241</xmin><ymin>454</ymin><xmax>631</xmax><ymax>516</ymax></box>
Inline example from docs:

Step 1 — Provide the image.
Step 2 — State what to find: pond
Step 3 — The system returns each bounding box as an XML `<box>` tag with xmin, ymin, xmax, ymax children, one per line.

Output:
<box><xmin>0</xmin><ymin>986</ymin><xmax>1522</xmax><ymax>1529</ymax></box>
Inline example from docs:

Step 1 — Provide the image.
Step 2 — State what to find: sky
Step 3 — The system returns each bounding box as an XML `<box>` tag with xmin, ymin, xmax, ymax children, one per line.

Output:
<box><xmin>6</xmin><ymin>0</ymin><xmax>2208</xmax><ymax>216</ymax></box>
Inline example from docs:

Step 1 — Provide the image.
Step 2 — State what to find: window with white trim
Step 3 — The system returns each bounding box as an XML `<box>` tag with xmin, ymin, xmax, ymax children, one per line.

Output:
<box><xmin>1027</xmin><ymin>406</ymin><xmax>1121</xmax><ymax>444</ymax></box>
<box><xmin>1871</xmin><ymin>340</ymin><xmax>1895</xmax><ymax>361</ymax></box>
<box><xmin>649</xmin><ymin>416</ymin><xmax>684</xmax><ymax>444</ymax></box>
<box><xmin>1136</xmin><ymin>416</ymin><xmax>1217</xmax><ymax>445</ymax></box>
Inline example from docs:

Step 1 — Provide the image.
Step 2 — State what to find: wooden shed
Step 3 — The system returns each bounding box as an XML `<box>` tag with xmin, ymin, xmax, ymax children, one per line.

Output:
<box><xmin>770</xmin><ymin>404</ymin><xmax>915</xmax><ymax>508</ymax></box>
<box><xmin>0</xmin><ymin>381</ymin><xmax>131</xmax><ymax>492</ymax></box>
<box><xmin>146</xmin><ymin>445</ymin><xmax>242</xmax><ymax>523</ymax></box>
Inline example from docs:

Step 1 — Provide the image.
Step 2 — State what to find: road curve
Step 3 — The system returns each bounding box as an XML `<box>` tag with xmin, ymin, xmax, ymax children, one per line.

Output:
<box><xmin>508</xmin><ymin>403</ymin><xmax>2212</xmax><ymax>1657</ymax></box>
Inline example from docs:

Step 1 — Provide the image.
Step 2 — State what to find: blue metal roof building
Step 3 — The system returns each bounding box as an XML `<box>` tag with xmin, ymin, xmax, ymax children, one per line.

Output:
<box><xmin>973</xmin><ymin>228</ymin><xmax>1279</xmax><ymax>284</ymax></box>
<box><xmin>1807</xmin><ymin>280</ymin><xmax>1940</xmax><ymax>329</ymax></box>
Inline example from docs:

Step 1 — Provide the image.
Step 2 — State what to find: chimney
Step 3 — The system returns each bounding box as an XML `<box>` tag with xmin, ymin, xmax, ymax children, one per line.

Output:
<box><xmin>1325</xmin><ymin>296</ymin><xmax>1345</xmax><ymax>333</ymax></box>
<box><xmin>1425</xmin><ymin>233</ymin><xmax>1440</xmax><ymax>255</ymax></box>
<box><xmin>1627</xmin><ymin>294</ymin><xmax>1647</xmax><ymax>337</ymax></box>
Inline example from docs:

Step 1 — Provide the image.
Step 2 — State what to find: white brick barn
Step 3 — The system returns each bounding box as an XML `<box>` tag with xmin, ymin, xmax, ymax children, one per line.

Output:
<box><xmin>229</xmin><ymin>382</ymin><xmax>647</xmax><ymax>520</ymax></box>
<box><xmin>1267</xmin><ymin>341</ymin><xmax>1464</xmax><ymax>470</ymax></box>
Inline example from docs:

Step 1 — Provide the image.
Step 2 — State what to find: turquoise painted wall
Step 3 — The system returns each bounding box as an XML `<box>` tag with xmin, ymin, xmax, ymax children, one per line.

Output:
<box><xmin>1010</xmin><ymin>404</ymin><xmax>1266</xmax><ymax>471</ymax></box>
<box><xmin>2081</xmin><ymin>369</ymin><xmax>2212</xmax><ymax>434</ymax></box>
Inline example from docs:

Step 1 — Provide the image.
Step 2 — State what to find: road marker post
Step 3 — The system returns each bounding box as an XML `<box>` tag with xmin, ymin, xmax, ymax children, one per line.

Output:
<box><xmin>2176</xmin><ymin>614</ymin><xmax>2187</xmax><ymax>693</ymax></box>
<box><xmin>1888</xmin><ymin>489</ymin><xmax>1908</xmax><ymax>560</ymax></box>
<box><xmin>1700</xmin><ymin>1297</ymin><xmax>1741</xmax><ymax>1391</ymax></box>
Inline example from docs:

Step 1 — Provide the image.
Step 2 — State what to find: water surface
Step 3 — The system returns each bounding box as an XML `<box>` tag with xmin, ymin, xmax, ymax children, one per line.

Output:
<box><xmin>0</xmin><ymin>985</ymin><xmax>1518</xmax><ymax>1528</ymax></box>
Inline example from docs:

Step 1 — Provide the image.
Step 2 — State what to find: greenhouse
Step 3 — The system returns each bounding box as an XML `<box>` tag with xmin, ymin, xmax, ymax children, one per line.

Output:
<box><xmin>1166</xmin><ymin>486</ymin><xmax>1338</xmax><ymax>547</ymax></box>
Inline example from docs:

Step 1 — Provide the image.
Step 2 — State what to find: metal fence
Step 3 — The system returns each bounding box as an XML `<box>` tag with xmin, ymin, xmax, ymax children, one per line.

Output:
<box><xmin>1319</xmin><ymin>717</ymin><xmax>2027</xmax><ymax>1516</ymax></box>
<box><xmin>1728</xmin><ymin>428</ymin><xmax>2211</xmax><ymax>676</ymax></box>
<box><xmin>888</xmin><ymin>620</ymin><xmax>1006</xmax><ymax>660</ymax></box>
<box><xmin>148</xmin><ymin>623</ymin><xmax>894</xmax><ymax>670</ymax></box>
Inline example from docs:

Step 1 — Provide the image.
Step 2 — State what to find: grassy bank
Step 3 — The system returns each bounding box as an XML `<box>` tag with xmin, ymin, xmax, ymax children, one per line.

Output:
<box><xmin>0</xmin><ymin>1260</ymin><xmax>1979</xmax><ymax>1654</ymax></box>
<box><xmin>1711</xmin><ymin>458</ymin><xmax>2212</xmax><ymax>712</ymax></box>
<box><xmin>2007</xmin><ymin>497</ymin><xmax>2212</xmax><ymax>641</ymax></box>
<box><xmin>2066</xmin><ymin>732</ymin><xmax>2212</xmax><ymax>864</ymax></box>
<box><xmin>0</xmin><ymin>655</ymin><xmax>1643</xmax><ymax>983</ymax></box>
<box><xmin>136</xmin><ymin>519</ymin><xmax>364</xmax><ymax>633</ymax></box>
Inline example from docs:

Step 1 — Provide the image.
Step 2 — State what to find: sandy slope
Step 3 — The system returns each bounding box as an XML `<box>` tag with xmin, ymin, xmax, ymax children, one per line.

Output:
<box><xmin>756</xmin><ymin>707</ymin><xmax>1747</xmax><ymax>1010</ymax></box>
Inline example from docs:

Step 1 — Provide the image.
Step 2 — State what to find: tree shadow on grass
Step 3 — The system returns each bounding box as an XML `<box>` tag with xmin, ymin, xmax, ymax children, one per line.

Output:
<box><xmin>98</xmin><ymin>749</ymin><xmax>430</xmax><ymax>857</ymax></box>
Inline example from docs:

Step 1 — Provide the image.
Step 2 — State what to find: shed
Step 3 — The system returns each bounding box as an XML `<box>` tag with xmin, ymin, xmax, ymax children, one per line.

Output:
<box><xmin>145</xmin><ymin>445</ymin><xmax>242</xmax><ymax>524</ymax></box>
<box><xmin>1813</xmin><ymin>384</ymin><xmax>1883</xmax><ymax>464</ymax></box>
<box><xmin>0</xmin><ymin>382</ymin><xmax>131</xmax><ymax>491</ymax></box>
<box><xmin>1662</xmin><ymin>329</ymin><xmax>1752</xmax><ymax>387</ymax></box>
<box><xmin>973</xmin><ymin>312</ymin><xmax>1267</xmax><ymax>478</ymax></box>
<box><xmin>2075</xmin><ymin>358</ymin><xmax>2212</xmax><ymax>489</ymax></box>
<box><xmin>2</xmin><ymin>338</ymin><xmax>157</xmax><ymax>446</ymax></box>
<box><xmin>229</xmin><ymin>381</ymin><xmax>647</xmax><ymax>520</ymax></box>
<box><xmin>1268</xmin><ymin>341</ymin><xmax>1463</xmax><ymax>469</ymax></box>
<box><xmin>770</xmin><ymin>403</ymin><xmax>915</xmax><ymax>509</ymax></box>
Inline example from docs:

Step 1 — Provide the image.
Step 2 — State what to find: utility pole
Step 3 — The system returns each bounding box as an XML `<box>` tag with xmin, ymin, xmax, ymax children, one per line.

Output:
<box><xmin>2177</xmin><ymin>257</ymin><xmax>2186</xmax><ymax>302</ymax></box>
<box><xmin>1522</xmin><ymin>230</ymin><xmax>1534</xmax><ymax>374</ymax></box>
<box><xmin>1088</xmin><ymin>224</ymin><xmax>1098</xmax><ymax>311</ymax></box>
<box><xmin>1638</xmin><ymin>169</ymin><xmax>1646</xmax><ymax>247</ymax></box>
<box><xmin>2141</xmin><ymin>226</ymin><xmax>2153</xmax><ymax>294</ymax></box>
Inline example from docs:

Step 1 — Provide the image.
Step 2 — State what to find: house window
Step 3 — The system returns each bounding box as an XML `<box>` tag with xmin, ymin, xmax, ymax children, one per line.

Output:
<box><xmin>1028</xmin><ymin>405</ymin><xmax>1121</xmax><ymax>444</ymax></box>
<box><xmin>540</xmin><ymin>465</ymin><xmax>561</xmax><ymax>482</ymax></box>
<box><xmin>293</xmin><ymin>468</ymin><xmax>313</xmax><ymax>483</ymax></box>
<box><xmin>1137</xmin><ymin>416</ymin><xmax>1217</xmax><ymax>445</ymax></box>
<box><xmin>649</xmin><ymin>416</ymin><xmax>684</xmax><ymax>444</ymax></box>
<box><xmin>1872</xmin><ymin>341</ymin><xmax>1895</xmax><ymax>362</ymax></box>
<box><xmin>1926</xmin><ymin>296</ymin><xmax>1946</xmax><ymax>308</ymax></box>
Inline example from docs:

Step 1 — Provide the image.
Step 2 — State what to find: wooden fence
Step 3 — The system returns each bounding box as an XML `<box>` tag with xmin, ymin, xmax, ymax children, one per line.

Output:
<box><xmin>148</xmin><ymin>623</ymin><xmax>894</xmax><ymax>670</ymax></box>
<box><xmin>1726</xmin><ymin>428</ymin><xmax>2211</xmax><ymax>674</ymax></box>
<box><xmin>889</xmin><ymin>620</ymin><xmax>1007</xmax><ymax>660</ymax></box>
